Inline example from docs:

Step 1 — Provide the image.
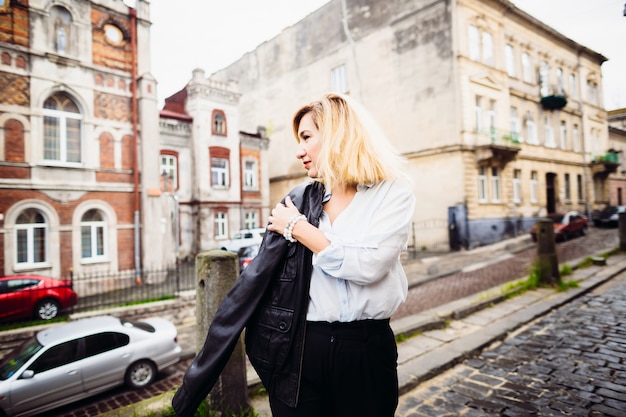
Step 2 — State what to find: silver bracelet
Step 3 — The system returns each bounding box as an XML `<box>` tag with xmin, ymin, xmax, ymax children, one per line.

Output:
<box><xmin>283</xmin><ymin>214</ymin><xmax>307</xmax><ymax>243</ymax></box>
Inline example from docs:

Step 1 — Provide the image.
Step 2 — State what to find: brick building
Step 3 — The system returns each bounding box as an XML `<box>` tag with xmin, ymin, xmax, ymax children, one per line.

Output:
<box><xmin>158</xmin><ymin>69</ymin><xmax>270</xmax><ymax>258</ymax></box>
<box><xmin>0</xmin><ymin>0</ymin><xmax>162</xmax><ymax>278</ymax></box>
<box><xmin>211</xmin><ymin>0</ymin><xmax>612</xmax><ymax>250</ymax></box>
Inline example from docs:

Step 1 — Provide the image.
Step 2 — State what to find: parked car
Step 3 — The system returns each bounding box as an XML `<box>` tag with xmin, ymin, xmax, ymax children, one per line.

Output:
<box><xmin>591</xmin><ymin>205</ymin><xmax>626</xmax><ymax>228</ymax></box>
<box><xmin>237</xmin><ymin>244</ymin><xmax>260</xmax><ymax>273</ymax></box>
<box><xmin>530</xmin><ymin>211</ymin><xmax>588</xmax><ymax>242</ymax></box>
<box><xmin>0</xmin><ymin>275</ymin><xmax>78</xmax><ymax>322</ymax></box>
<box><xmin>221</xmin><ymin>227</ymin><xmax>266</xmax><ymax>252</ymax></box>
<box><xmin>0</xmin><ymin>315</ymin><xmax>181</xmax><ymax>417</ymax></box>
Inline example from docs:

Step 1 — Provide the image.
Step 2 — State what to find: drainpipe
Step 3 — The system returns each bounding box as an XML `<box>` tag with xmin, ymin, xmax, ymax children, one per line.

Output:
<box><xmin>577</xmin><ymin>50</ymin><xmax>591</xmax><ymax>219</ymax></box>
<box><xmin>130</xmin><ymin>6</ymin><xmax>142</xmax><ymax>284</ymax></box>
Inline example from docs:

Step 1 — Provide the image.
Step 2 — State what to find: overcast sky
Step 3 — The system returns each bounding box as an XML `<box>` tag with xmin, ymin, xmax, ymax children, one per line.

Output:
<box><xmin>150</xmin><ymin>0</ymin><xmax>626</xmax><ymax>110</ymax></box>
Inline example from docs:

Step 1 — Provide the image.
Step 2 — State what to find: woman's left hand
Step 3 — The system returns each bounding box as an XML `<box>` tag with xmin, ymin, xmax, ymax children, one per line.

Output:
<box><xmin>267</xmin><ymin>196</ymin><xmax>302</xmax><ymax>236</ymax></box>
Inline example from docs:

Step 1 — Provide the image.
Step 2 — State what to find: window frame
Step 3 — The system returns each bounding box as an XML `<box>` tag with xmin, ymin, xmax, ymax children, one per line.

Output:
<box><xmin>491</xmin><ymin>167</ymin><xmax>501</xmax><ymax>203</ymax></box>
<box><xmin>244</xmin><ymin>211</ymin><xmax>258</xmax><ymax>230</ymax></box>
<box><xmin>530</xmin><ymin>171</ymin><xmax>538</xmax><ymax>204</ymax></box>
<box><xmin>243</xmin><ymin>159</ymin><xmax>259</xmax><ymax>191</ymax></box>
<box><xmin>522</xmin><ymin>52</ymin><xmax>532</xmax><ymax>83</ymax></box>
<box><xmin>15</xmin><ymin>209</ymin><xmax>49</xmax><ymax>267</ymax></box>
<box><xmin>211</xmin><ymin>157</ymin><xmax>229</xmax><ymax>189</ymax></box>
<box><xmin>513</xmin><ymin>169</ymin><xmax>522</xmax><ymax>204</ymax></box>
<box><xmin>80</xmin><ymin>209</ymin><xmax>107</xmax><ymax>263</ymax></box>
<box><xmin>477</xmin><ymin>166</ymin><xmax>487</xmax><ymax>203</ymax></box>
<box><xmin>43</xmin><ymin>94</ymin><xmax>83</xmax><ymax>165</ymax></box>
<box><xmin>330</xmin><ymin>64</ymin><xmax>348</xmax><ymax>94</ymax></box>
<box><xmin>214</xmin><ymin>211</ymin><xmax>228</xmax><ymax>239</ymax></box>
<box><xmin>505</xmin><ymin>44</ymin><xmax>516</xmax><ymax>77</ymax></box>
<box><xmin>160</xmin><ymin>152</ymin><xmax>178</xmax><ymax>191</ymax></box>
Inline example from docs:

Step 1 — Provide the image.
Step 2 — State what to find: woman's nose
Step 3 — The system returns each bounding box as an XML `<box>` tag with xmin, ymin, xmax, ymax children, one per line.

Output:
<box><xmin>296</xmin><ymin>147</ymin><xmax>306</xmax><ymax>159</ymax></box>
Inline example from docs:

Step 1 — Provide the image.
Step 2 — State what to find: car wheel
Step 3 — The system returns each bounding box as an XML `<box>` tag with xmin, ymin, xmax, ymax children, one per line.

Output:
<box><xmin>34</xmin><ymin>299</ymin><xmax>60</xmax><ymax>320</ymax></box>
<box><xmin>125</xmin><ymin>360</ymin><xmax>157</xmax><ymax>389</ymax></box>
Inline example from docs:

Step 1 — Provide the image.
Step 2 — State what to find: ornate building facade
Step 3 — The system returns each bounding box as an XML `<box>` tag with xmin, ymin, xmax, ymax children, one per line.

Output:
<box><xmin>212</xmin><ymin>0</ymin><xmax>611</xmax><ymax>250</ymax></box>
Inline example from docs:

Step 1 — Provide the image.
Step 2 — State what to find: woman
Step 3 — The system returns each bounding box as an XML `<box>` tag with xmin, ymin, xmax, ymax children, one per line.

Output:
<box><xmin>172</xmin><ymin>93</ymin><xmax>415</xmax><ymax>417</ymax></box>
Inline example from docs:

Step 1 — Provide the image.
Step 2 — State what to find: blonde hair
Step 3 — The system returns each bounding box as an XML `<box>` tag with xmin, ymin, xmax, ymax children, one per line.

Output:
<box><xmin>292</xmin><ymin>93</ymin><xmax>409</xmax><ymax>191</ymax></box>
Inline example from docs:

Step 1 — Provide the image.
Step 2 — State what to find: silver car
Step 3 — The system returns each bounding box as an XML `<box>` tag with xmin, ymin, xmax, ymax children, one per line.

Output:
<box><xmin>0</xmin><ymin>315</ymin><xmax>181</xmax><ymax>417</ymax></box>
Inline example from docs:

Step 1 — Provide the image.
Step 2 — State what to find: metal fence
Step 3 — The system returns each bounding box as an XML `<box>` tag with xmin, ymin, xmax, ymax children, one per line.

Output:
<box><xmin>69</xmin><ymin>261</ymin><xmax>196</xmax><ymax>314</ymax></box>
<box><xmin>0</xmin><ymin>261</ymin><xmax>197</xmax><ymax>328</ymax></box>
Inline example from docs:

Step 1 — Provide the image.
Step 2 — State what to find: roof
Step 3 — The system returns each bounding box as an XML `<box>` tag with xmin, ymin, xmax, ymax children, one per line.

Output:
<box><xmin>36</xmin><ymin>316</ymin><xmax>122</xmax><ymax>346</ymax></box>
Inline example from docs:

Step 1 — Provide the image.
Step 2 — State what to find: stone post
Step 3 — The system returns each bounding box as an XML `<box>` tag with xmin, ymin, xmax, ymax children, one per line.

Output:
<box><xmin>196</xmin><ymin>250</ymin><xmax>248</xmax><ymax>414</ymax></box>
<box><xmin>619</xmin><ymin>212</ymin><xmax>626</xmax><ymax>252</ymax></box>
<box><xmin>535</xmin><ymin>218</ymin><xmax>560</xmax><ymax>286</ymax></box>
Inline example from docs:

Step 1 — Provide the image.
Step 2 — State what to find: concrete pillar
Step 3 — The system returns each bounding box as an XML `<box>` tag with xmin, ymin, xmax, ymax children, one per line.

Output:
<box><xmin>196</xmin><ymin>250</ymin><xmax>248</xmax><ymax>413</ymax></box>
<box><xmin>619</xmin><ymin>212</ymin><xmax>626</xmax><ymax>252</ymax></box>
<box><xmin>535</xmin><ymin>218</ymin><xmax>560</xmax><ymax>286</ymax></box>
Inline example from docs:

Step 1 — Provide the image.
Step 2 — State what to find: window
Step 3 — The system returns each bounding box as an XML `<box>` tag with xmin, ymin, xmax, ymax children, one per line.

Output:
<box><xmin>475</xmin><ymin>96</ymin><xmax>483</xmax><ymax>133</ymax></box>
<box><xmin>526</xmin><ymin>111</ymin><xmax>537</xmax><ymax>144</ymax></box>
<box><xmin>587</xmin><ymin>80</ymin><xmax>599</xmax><ymax>106</ymax></box>
<box><xmin>544</xmin><ymin>115</ymin><xmax>555</xmax><ymax>148</ymax></box>
<box><xmin>505</xmin><ymin>44</ymin><xmax>516</xmax><ymax>77</ymax></box>
<box><xmin>212</xmin><ymin>110</ymin><xmax>227</xmax><ymax>136</ymax></box>
<box><xmin>539</xmin><ymin>60</ymin><xmax>550</xmax><ymax>97</ymax></box>
<box><xmin>468</xmin><ymin>25</ymin><xmax>493</xmax><ymax>65</ymax></box>
<box><xmin>522</xmin><ymin>52</ymin><xmax>532</xmax><ymax>83</ymax></box>
<box><xmin>43</xmin><ymin>93</ymin><xmax>82</xmax><ymax>163</ymax></box>
<box><xmin>572</xmin><ymin>124</ymin><xmax>580</xmax><ymax>152</ymax></box>
<box><xmin>577</xmin><ymin>174</ymin><xmax>583</xmax><ymax>202</ymax></box>
<box><xmin>0</xmin><ymin>0</ymin><xmax>8</xmax><ymax>11</ymax></box>
<box><xmin>491</xmin><ymin>167</ymin><xmax>500</xmax><ymax>202</ymax></box>
<box><xmin>104</xmin><ymin>24</ymin><xmax>124</xmax><ymax>45</ymax></box>
<box><xmin>469</xmin><ymin>25</ymin><xmax>480</xmax><ymax>61</ymax></box>
<box><xmin>243</xmin><ymin>159</ymin><xmax>258</xmax><ymax>191</ymax></box>
<box><xmin>160</xmin><ymin>153</ymin><xmax>178</xmax><ymax>190</ymax></box>
<box><xmin>513</xmin><ymin>169</ymin><xmax>522</xmax><ymax>203</ymax></box>
<box><xmin>84</xmin><ymin>332</ymin><xmax>129</xmax><ymax>358</ymax></box>
<box><xmin>569</xmin><ymin>74</ymin><xmax>577</xmax><ymax>99</ymax></box>
<box><xmin>330</xmin><ymin>64</ymin><xmax>348</xmax><ymax>94</ymax></box>
<box><xmin>15</xmin><ymin>209</ymin><xmax>47</xmax><ymax>266</ymax></box>
<box><xmin>244</xmin><ymin>211</ymin><xmax>258</xmax><ymax>230</ymax></box>
<box><xmin>81</xmin><ymin>209</ymin><xmax>106</xmax><ymax>262</ymax></box>
<box><xmin>510</xmin><ymin>107</ymin><xmax>520</xmax><ymax>142</ymax></box>
<box><xmin>211</xmin><ymin>158</ymin><xmax>229</xmax><ymax>188</ymax></box>
<box><xmin>214</xmin><ymin>211</ymin><xmax>227</xmax><ymax>239</ymax></box>
<box><xmin>488</xmin><ymin>100</ymin><xmax>496</xmax><ymax>141</ymax></box>
<box><xmin>559</xmin><ymin>121</ymin><xmax>567</xmax><ymax>149</ymax></box>
<box><xmin>478</xmin><ymin>166</ymin><xmax>487</xmax><ymax>203</ymax></box>
<box><xmin>29</xmin><ymin>340</ymin><xmax>80</xmax><ymax>374</ymax></box>
<box><xmin>564</xmin><ymin>173</ymin><xmax>571</xmax><ymax>202</ymax></box>
<box><xmin>482</xmin><ymin>32</ymin><xmax>493</xmax><ymax>66</ymax></box>
<box><xmin>530</xmin><ymin>171</ymin><xmax>538</xmax><ymax>203</ymax></box>
<box><xmin>556</xmin><ymin>68</ymin><xmax>564</xmax><ymax>94</ymax></box>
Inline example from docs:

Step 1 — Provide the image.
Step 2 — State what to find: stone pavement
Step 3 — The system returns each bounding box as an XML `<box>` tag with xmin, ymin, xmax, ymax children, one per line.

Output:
<box><xmin>395</xmin><ymin>255</ymin><xmax>626</xmax><ymax>417</ymax></box>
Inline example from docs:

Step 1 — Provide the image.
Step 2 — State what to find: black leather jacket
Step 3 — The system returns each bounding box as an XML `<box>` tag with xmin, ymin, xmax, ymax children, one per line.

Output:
<box><xmin>172</xmin><ymin>181</ymin><xmax>325</xmax><ymax>417</ymax></box>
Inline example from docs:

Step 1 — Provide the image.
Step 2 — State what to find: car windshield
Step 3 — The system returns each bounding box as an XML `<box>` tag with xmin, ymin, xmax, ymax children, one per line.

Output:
<box><xmin>0</xmin><ymin>337</ymin><xmax>43</xmax><ymax>380</ymax></box>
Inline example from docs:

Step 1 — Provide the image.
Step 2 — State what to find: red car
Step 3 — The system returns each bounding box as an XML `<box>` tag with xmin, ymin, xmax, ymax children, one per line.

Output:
<box><xmin>530</xmin><ymin>211</ymin><xmax>588</xmax><ymax>242</ymax></box>
<box><xmin>0</xmin><ymin>275</ymin><xmax>78</xmax><ymax>322</ymax></box>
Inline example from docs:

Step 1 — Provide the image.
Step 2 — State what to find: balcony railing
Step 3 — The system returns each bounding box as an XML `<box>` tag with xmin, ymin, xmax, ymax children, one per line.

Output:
<box><xmin>474</xmin><ymin>128</ymin><xmax>521</xmax><ymax>164</ymax></box>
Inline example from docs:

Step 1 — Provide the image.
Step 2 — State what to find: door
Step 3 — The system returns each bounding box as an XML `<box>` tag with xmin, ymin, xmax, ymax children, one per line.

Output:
<box><xmin>9</xmin><ymin>339</ymin><xmax>82</xmax><ymax>415</ymax></box>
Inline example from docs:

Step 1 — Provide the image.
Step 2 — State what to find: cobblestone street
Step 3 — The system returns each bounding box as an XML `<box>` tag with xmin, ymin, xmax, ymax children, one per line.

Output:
<box><xmin>396</xmin><ymin>268</ymin><xmax>626</xmax><ymax>417</ymax></box>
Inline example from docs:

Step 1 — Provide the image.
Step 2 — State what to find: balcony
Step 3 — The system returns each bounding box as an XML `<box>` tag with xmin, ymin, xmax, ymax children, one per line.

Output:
<box><xmin>540</xmin><ymin>95</ymin><xmax>567</xmax><ymax>110</ymax></box>
<box><xmin>591</xmin><ymin>151</ymin><xmax>620</xmax><ymax>176</ymax></box>
<box><xmin>474</xmin><ymin>128</ymin><xmax>521</xmax><ymax>165</ymax></box>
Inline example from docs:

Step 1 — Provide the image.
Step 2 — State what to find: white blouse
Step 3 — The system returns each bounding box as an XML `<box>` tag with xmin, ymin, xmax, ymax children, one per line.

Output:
<box><xmin>307</xmin><ymin>179</ymin><xmax>416</xmax><ymax>322</ymax></box>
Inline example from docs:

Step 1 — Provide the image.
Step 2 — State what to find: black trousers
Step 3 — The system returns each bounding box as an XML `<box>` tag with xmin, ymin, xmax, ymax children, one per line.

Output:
<box><xmin>269</xmin><ymin>319</ymin><xmax>399</xmax><ymax>417</ymax></box>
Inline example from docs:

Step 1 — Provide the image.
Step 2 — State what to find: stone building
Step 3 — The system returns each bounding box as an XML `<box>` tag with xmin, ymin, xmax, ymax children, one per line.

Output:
<box><xmin>211</xmin><ymin>0</ymin><xmax>611</xmax><ymax>250</ymax></box>
<box><xmin>0</xmin><ymin>0</ymin><xmax>163</xmax><ymax>278</ymax></box>
<box><xmin>606</xmin><ymin>108</ymin><xmax>626</xmax><ymax>206</ymax></box>
<box><xmin>158</xmin><ymin>69</ymin><xmax>270</xmax><ymax>258</ymax></box>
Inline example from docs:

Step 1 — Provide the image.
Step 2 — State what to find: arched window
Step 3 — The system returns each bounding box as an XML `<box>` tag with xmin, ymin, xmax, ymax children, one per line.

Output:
<box><xmin>15</xmin><ymin>209</ymin><xmax>48</xmax><ymax>265</ymax></box>
<box><xmin>81</xmin><ymin>209</ymin><xmax>106</xmax><ymax>261</ymax></box>
<box><xmin>212</xmin><ymin>110</ymin><xmax>227</xmax><ymax>136</ymax></box>
<box><xmin>44</xmin><ymin>93</ymin><xmax>82</xmax><ymax>163</ymax></box>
